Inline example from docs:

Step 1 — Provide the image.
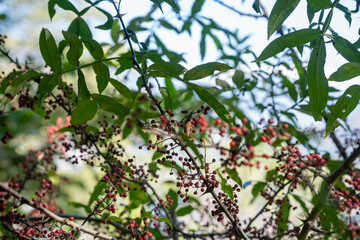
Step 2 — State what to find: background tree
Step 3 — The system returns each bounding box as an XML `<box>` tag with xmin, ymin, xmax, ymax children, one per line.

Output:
<box><xmin>0</xmin><ymin>0</ymin><xmax>360</xmax><ymax>239</ymax></box>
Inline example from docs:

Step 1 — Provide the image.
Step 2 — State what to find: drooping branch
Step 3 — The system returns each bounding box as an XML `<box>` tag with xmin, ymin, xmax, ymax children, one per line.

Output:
<box><xmin>0</xmin><ymin>182</ymin><xmax>116</xmax><ymax>240</ymax></box>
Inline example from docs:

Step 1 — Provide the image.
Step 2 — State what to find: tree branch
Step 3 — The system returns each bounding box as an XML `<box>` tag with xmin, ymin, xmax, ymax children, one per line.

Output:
<box><xmin>246</xmin><ymin>179</ymin><xmax>292</xmax><ymax>229</ymax></box>
<box><xmin>111</xmin><ymin>0</ymin><xmax>165</xmax><ymax>116</ymax></box>
<box><xmin>28</xmin><ymin>214</ymin><xmax>132</xmax><ymax>235</ymax></box>
<box><xmin>297</xmin><ymin>145</ymin><xmax>360</xmax><ymax>240</ymax></box>
<box><xmin>149</xmin><ymin>128</ymin><xmax>250</xmax><ymax>240</ymax></box>
<box><xmin>0</xmin><ymin>182</ymin><xmax>116</xmax><ymax>240</ymax></box>
<box><xmin>109</xmin><ymin>1</ymin><xmax>249</xmax><ymax>238</ymax></box>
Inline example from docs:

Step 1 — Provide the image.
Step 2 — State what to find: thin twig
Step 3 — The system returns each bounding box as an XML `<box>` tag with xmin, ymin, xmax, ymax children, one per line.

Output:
<box><xmin>0</xmin><ymin>47</ymin><xmax>22</xmax><ymax>69</ymax></box>
<box><xmin>246</xmin><ymin>180</ymin><xmax>292</xmax><ymax>229</ymax></box>
<box><xmin>213</xmin><ymin>0</ymin><xmax>267</xmax><ymax>19</ymax></box>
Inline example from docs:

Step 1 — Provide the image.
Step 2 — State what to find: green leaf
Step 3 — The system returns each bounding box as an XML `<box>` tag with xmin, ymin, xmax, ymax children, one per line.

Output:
<box><xmin>109</xmin><ymin>78</ymin><xmax>134</xmax><ymax>99</ymax></box>
<box><xmin>79</xmin><ymin>6</ymin><xmax>91</xmax><ymax>16</ymax></box>
<box><xmin>91</xmin><ymin>94</ymin><xmax>129</xmax><ymax>116</ymax></box>
<box><xmin>38</xmin><ymin>74</ymin><xmax>61</xmax><ymax>97</ymax></box>
<box><xmin>296</xmin><ymin>104</ymin><xmax>313</xmax><ymax>116</ymax></box>
<box><xmin>95</xmin><ymin>7</ymin><xmax>114</xmax><ymax>30</ymax></box>
<box><xmin>142</xmin><ymin>211</ymin><xmax>153</xmax><ymax>219</ymax></box>
<box><xmin>148</xmin><ymin>62</ymin><xmax>185</xmax><ymax>78</ymax></box>
<box><xmin>267</xmin><ymin>0</ymin><xmax>301</xmax><ymax>39</ymax></box>
<box><xmin>179</xmin><ymin>134</ymin><xmax>203</xmax><ymax>163</ymax></box>
<box><xmin>165</xmin><ymin>78</ymin><xmax>177</xmax><ymax>98</ymax></box>
<box><xmin>158</xmin><ymin>217</ymin><xmax>173</xmax><ymax>229</ymax></box>
<box><xmin>332</xmin><ymin>35</ymin><xmax>360</xmax><ymax>62</ymax></box>
<box><xmin>53</xmin><ymin>0</ymin><xmax>79</xmax><ymax>14</ymax></box>
<box><xmin>39</xmin><ymin>28</ymin><xmax>62</xmax><ymax>73</ymax></box>
<box><xmin>71</xmin><ymin>99</ymin><xmax>98</xmax><ymax>125</ymax></box>
<box><xmin>187</xmin><ymin>82</ymin><xmax>231</xmax><ymax>123</ymax></box>
<box><xmin>266</xmin><ymin>169</ymin><xmax>277</xmax><ymax>181</ymax></box>
<box><xmin>148</xmin><ymin>162</ymin><xmax>157</xmax><ymax>174</ymax></box>
<box><xmin>225</xmin><ymin>168</ymin><xmax>242</xmax><ymax>188</ymax></box>
<box><xmin>216</xmin><ymin>79</ymin><xmax>230</xmax><ymax>89</ymax></box>
<box><xmin>232</xmin><ymin>70</ymin><xmax>245</xmax><ymax>89</ymax></box>
<box><xmin>151</xmin><ymin>0</ymin><xmax>164</xmax><ymax>13</ymax></box>
<box><xmin>338</xmin><ymin>4</ymin><xmax>353</xmax><ymax>27</ymax></box>
<box><xmin>77</xmin><ymin>70</ymin><xmax>90</xmax><ymax>100</ymax></box>
<box><xmin>208</xmin><ymin>32</ymin><xmax>222</xmax><ymax>50</ymax></box>
<box><xmin>277</xmin><ymin>196</ymin><xmax>290</xmax><ymax>234</ymax></box>
<box><xmin>326</xmin><ymin>160</ymin><xmax>343</xmax><ymax>173</ymax></box>
<box><xmin>129</xmin><ymin>199</ymin><xmax>141</xmax><ymax>210</ymax></box>
<box><xmin>68</xmin><ymin>201</ymin><xmax>91</xmax><ymax>214</ymax></box>
<box><xmin>329</xmin><ymin>62</ymin><xmax>360</xmax><ymax>82</ymax></box>
<box><xmin>111</xmin><ymin>19</ymin><xmax>121</xmax><ymax>43</ymax></box>
<box><xmin>184</xmin><ymin>62</ymin><xmax>232</xmax><ymax>81</ymax></box>
<box><xmin>252</xmin><ymin>0</ymin><xmax>261</xmax><ymax>13</ymax></box>
<box><xmin>325</xmin><ymin>85</ymin><xmax>360</xmax><ymax>137</ymax></box>
<box><xmin>148</xmin><ymin>228</ymin><xmax>162</xmax><ymax>239</ymax></box>
<box><xmin>58</xmin><ymin>40</ymin><xmax>68</xmax><ymax>55</ymax></box>
<box><xmin>321</xmin><ymin>203</ymin><xmax>343</xmax><ymax>233</ymax></box>
<box><xmin>200</xmin><ymin>31</ymin><xmax>206</xmax><ymax>60</ymax></box>
<box><xmin>290</xmin><ymin>194</ymin><xmax>309</xmax><ymax>214</ymax></box>
<box><xmin>93</xmin><ymin>62</ymin><xmax>110</xmax><ymax>93</ymax></box>
<box><xmin>167</xmin><ymin>189</ymin><xmax>178</xmax><ymax>209</ymax></box>
<box><xmin>280</xmin><ymin>73</ymin><xmax>297</xmax><ymax>101</ymax></box>
<box><xmin>306</xmin><ymin>4</ymin><xmax>315</xmax><ymax>23</ymax></box>
<box><xmin>322</xmin><ymin>6</ymin><xmax>334</xmax><ymax>34</ymax></box>
<box><xmin>0</xmin><ymin>71</ymin><xmax>42</xmax><ymax>107</ymax></box>
<box><xmin>176</xmin><ymin>205</ymin><xmax>194</xmax><ymax>216</ymax></box>
<box><xmin>255</xmin><ymin>29</ymin><xmax>321</xmax><ymax>62</ymax></box>
<box><xmin>251</xmin><ymin>182</ymin><xmax>266</xmax><ymax>198</ymax></box>
<box><xmin>88</xmin><ymin>180</ymin><xmax>107</xmax><ymax>207</ymax></box>
<box><xmin>129</xmin><ymin>183</ymin><xmax>150</xmax><ymax>204</ymax></box>
<box><xmin>0</xmin><ymin>72</ymin><xmax>17</xmax><ymax>94</ymax></box>
<box><xmin>48</xmin><ymin>0</ymin><xmax>56</xmax><ymax>20</ymax></box>
<box><xmin>219</xmin><ymin>171</ymin><xmax>234</xmax><ymax>200</ymax></box>
<box><xmin>354</xmin><ymin>37</ymin><xmax>360</xmax><ymax>49</ymax></box>
<box><xmin>163</xmin><ymin>0</ymin><xmax>180</xmax><ymax>13</ymax></box>
<box><xmin>160</xmin><ymin>20</ymin><xmax>178</xmax><ymax>33</ymax></box>
<box><xmin>307</xmin><ymin>0</ymin><xmax>332</xmax><ymax>13</ymax></box>
<box><xmin>181</xmin><ymin>18</ymin><xmax>192</xmax><ymax>35</ymax></box>
<box><xmin>160</xmin><ymin>87</ymin><xmax>172</xmax><ymax>110</ymax></box>
<box><xmin>191</xmin><ymin>0</ymin><xmax>205</xmax><ymax>16</ymax></box>
<box><xmin>152</xmin><ymin>151</ymin><xmax>164</xmax><ymax>161</ymax></box>
<box><xmin>291</xmin><ymin>55</ymin><xmax>307</xmax><ymax>97</ymax></box>
<box><xmin>308</xmin><ymin>37</ymin><xmax>328</xmax><ymax>121</ymax></box>
<box><xmin>68</xmin><ymin>17</ymin><xmax>92</xmax><ymax>39</ymax></box>
<box><xmin>82</xmin><ymin>38</ymin><xmax>104</xmax><ymax>60</ymax></box>
<box><xmin>62</xmin><ymin>31</ymin><xmax>83</xmax><ymax>66</ymax></box>
<box><xmin>107</xmin><ymin>216</ymin><xmax>122</xmax><ymax>222</ymax></box>
<box><xmin>116</xmin><ymin>60</ymin><xmax>134</xmax><ymax>75</ymax></box>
